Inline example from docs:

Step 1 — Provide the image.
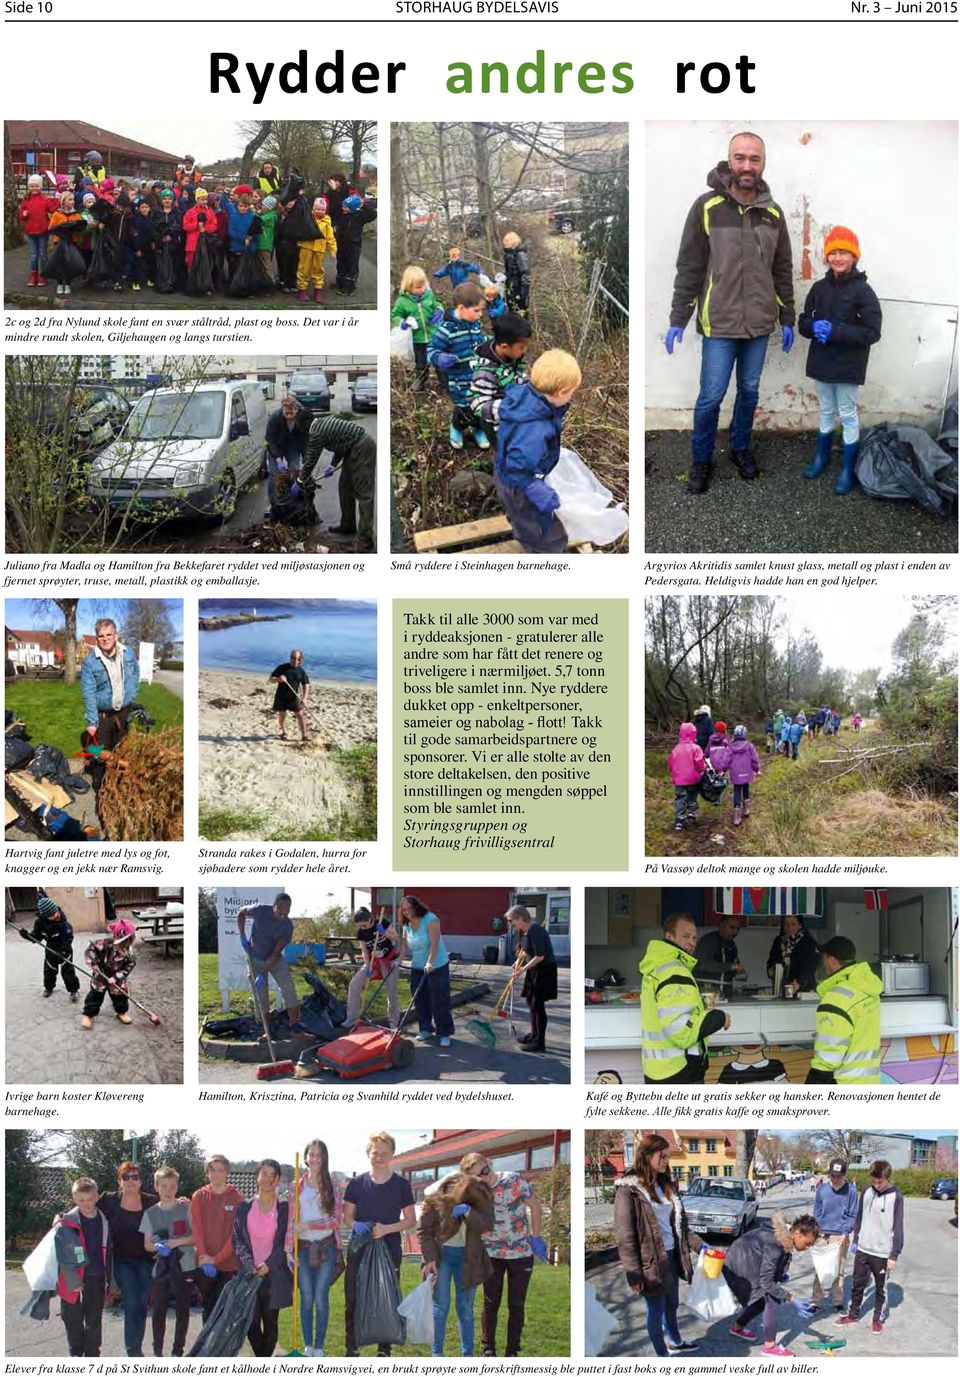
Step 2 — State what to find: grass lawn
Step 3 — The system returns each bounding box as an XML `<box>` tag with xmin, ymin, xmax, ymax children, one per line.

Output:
<box><xmin>198</xmin><ymin>953</ymin><xmax>477</xmax><ymax>1028</ymax></box>
<box><xmin>6</xmin><ymin>678</ymin><xmax>183</xmax><ymax>758</ymax></box>
<box><xmin>274</xmin><ymin>1258</ymin><xmax>570</xmax><ymax>1356</ymax></box>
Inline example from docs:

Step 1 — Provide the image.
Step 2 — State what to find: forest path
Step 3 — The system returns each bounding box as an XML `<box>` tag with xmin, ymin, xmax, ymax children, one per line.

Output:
<box><xmin>645</xmin><ymin>719</ymin><xmax>954</xmax><ymax>858</ymax></box>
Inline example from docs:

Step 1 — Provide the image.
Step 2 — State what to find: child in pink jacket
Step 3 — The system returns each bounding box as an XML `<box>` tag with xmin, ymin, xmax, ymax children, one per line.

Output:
<box><xmin>669</xmin><ymin>721</ymin><xmax>706</xmax><ymax>831</ymax></box>
<box><xmin>711</xmin><ymin>724</ymin><xmax>761</xmax><ymax>827</ymax></box>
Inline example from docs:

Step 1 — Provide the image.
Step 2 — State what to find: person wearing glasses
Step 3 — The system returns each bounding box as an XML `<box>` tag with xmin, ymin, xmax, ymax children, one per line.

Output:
<box><xmin>97</xmin><ymin>1162</ymin><xmax>159</xmax><ymax>1356</ymax></box>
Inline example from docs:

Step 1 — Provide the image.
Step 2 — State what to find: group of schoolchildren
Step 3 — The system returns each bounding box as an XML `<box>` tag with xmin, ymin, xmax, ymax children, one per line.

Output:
<box><xmin>668</xmin><ymin>706</ymin><xmax>762</xmax><ymax>832</ymax></box>
<box><xmin>17</xmin><ymin>152</ymin><xmax>375</xmax><ymax>303</ymax></box>
<box><xmin>764</xmin><ymin>705</ymin><xmax>848</xmax><ymax>755</ymax></box>
<box><xmin>392</xmin><ymin>234</ymin><xmax>583</xmax><ymax>553</ymax></box>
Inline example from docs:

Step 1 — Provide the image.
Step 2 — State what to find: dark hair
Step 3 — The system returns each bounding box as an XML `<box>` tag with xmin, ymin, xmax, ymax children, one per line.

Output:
<box><xmin>303</xmin><ymin>1139</ymin><xmax>335</xmax><ymax>1214</ymax></box>
<box><xmin>401</xmin><ymin>894</ymin><xmax>429</xmax><ymax>920</ymax></box>
<box><xmin>328</xmin><ymin>173</ymin><xmax>348</xmax><ymax>192</ymax></box>
<box><xmin>633</xmin><ymin>1133</ymin><xmax>675</xmax><ymax>1204</ymax></box>
<box><xmin>819</xmin><ymin>936</ymin><xmax>856</xmax><ymax>965</ymax></box>
<box><xmin>790</xmin><ymin>1213</ymin><xmax>820</xmax><ymax>1240</ymax></box>
<box><xmin>869</xmin><ymin>1159</ymin><xmax>893</xmax><ymax>1181</ymax></box>
<box><xmin>257</xmin><ymin>1158</ymin><xmax>282</xmax><ymax>1182</ymax></box>
<box><xmin>493</xmin><ymin>313</ymin><xmax>532</xmax><ymax>346</ymax></box>
<box><xmin>663</xmin><ymin>912</ymin><xmax>695</xmax><ymax>937</ymax></box>
<box><xmin>453</xmin><ymin>282</ymin><xmax>484</xmax><ymax>308</ymax></box>
<box><xmin>778</xmin><ymin>915</ymin><xmax>808</xmax><ymax>935</ymax></box>
<box><xmin>353</xmin><ymin>907</ymin><xmax>372</xmax><ymax>923</ymax></box>
<box><xmin>274</xmin><ymin>893</ymin><xmax>292</xmax><ymax>907</ymax></box>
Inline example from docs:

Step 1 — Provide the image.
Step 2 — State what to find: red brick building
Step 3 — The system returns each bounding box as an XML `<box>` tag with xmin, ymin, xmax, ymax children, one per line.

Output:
<box><xmin>8</xmin><ymin>121</ymin><xmax>180</xmax><ymax>185</ymax></box>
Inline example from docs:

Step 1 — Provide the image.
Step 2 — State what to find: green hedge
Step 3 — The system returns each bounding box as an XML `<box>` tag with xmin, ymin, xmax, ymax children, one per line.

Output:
<box><xmin>847</xmin><ymin>1166</ymin><xmax>955</xmax><ymax>1198</ymax></box>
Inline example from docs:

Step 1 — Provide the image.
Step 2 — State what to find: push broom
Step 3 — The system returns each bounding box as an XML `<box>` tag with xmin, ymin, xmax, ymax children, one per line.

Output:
<box><xmin>7</xmin><ymin>921</ymin><xmax>162</xmax><ymax>1025</ymax></box>
<box><xmin>465</xmin><ymin>955</ymin><xmax>527</xmax><ymax>1050</ymax></box>
<box><xmin>248</xmin><ymin>951</ymin><xmax>297</xmax><ymax>1080</ymax></box>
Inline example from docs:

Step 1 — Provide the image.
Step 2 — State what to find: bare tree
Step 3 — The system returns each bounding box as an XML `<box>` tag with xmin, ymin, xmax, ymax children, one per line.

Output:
<box><xmin>237</xmin><ymin>121</ymin><xmax>274</xmax><ymax>183</ymax></box>
<box><xmin>810</xmin><ymin>1129</ymin><xmax>882</xmax><ymax>1167</ymax></box>
<box><xmin>585</xmin><ymin>1129</ymin><xmax>623</xmax><ymax>1194</ymax></box>
<box><xmin>734</xmin><ymin>1130</ymin><xmax>758</xmax><ymax>1180</ymax></box>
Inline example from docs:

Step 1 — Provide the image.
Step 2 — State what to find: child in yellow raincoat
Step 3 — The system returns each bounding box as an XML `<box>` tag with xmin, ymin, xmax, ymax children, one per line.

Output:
<box><xmin>297</xmin><ymin>195</ymin><xmax>337</xmax><ymax>303</ymax></box>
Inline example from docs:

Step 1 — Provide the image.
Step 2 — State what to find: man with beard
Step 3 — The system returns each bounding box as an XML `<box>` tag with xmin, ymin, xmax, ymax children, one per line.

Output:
<box><xmin>665</xmin><ymin>132</ymin><xmax>795</xmax><ymax>494</ymax></box>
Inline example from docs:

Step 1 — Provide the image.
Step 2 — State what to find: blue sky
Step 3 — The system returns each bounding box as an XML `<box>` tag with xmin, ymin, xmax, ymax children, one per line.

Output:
<box><xmin>5</xmin><ymin>598</ymin><xmax>183</xmax><ymax>638</ymax></box>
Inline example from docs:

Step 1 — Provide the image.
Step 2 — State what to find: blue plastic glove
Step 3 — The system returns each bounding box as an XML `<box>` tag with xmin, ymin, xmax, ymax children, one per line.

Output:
<box><xmin>399</xmin><ymin>319</ymin><xmax>412</xmax><ymax>330</ymax></box>
<box><xmin>200</xmin><ymin>1262</ymin><xmax>218</xmax><ymax>1278</ymax></box>
<box><xmin>665</xmin><ymin>326</ymin><xmax>684</xmax><ymax>355</ymax></box>
<box><xmin>240</xmin><ymin>937</ymin><xmax>251</xmax><ymax>954</ymax></box>
<box><xmin>428</xmin><ymin>308</ymin><xmax>444</xmax><ymax>326</ymax></box>
<box><xmin>289</xmin><ymin>482</ymin><xmax>301</xmax><ymax>498</ymax></box>
<box><xmin>530</xmin><ymin>1235</ymin><xmax>549</xmax><ymax>1263</ymax></box>
<box><xmin>433</xmin><ymin>351</ymin><xmax>459</xmax><ymax>372</ymax></box>
<box><xmin>253</xmin><ymin>974</ymin><xmax>266</xmax><ymax>992</ymax></box>
<box><xmin>849</xmin><ymin>1243</ymin><xmax>857</xmax><ymax>1257</ymax></box>
<box><xmin>154</xmin><ymin>1241</ymin><xmax>172</xmax><ymax>1257</ymax></box>
<box><xmin>525</xmin><ymin>478</ymin><xmax>561</xmax><ymax>517</ymax></box>
<box><xmin>321</xmin><ymin>465</ymin><xmax>335</xmax><ymax>479</ymax></box>
<box><xmin>792</xmin><ymin>1297</ymin><xmax>816</xmax><ymax>1319</ymax></box>
<box><xmin>352</xmin><ymin>1221</ymin><xmax>372</xmax><ymax>1236</ymax></box>
<box><xmin>781</xmin><ymin>324</ymin><xmax>795</xmax><ymax>353</ymax></box>
<box><xmin>812</xmin><ymin>319</ymin><xmax>832</xmax><ymax>343</ymax></box>
<box><xmin>451</xmin><ymin>1203</ymin><xmax>471</xmax><ymax>1220</ymax></box>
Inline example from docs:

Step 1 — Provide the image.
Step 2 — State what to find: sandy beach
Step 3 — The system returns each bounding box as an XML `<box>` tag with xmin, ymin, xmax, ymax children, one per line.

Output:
<box><xmin>198</xmin><ymin>668</ymin><xmax>377</xmax><ymax>839</ymax></box>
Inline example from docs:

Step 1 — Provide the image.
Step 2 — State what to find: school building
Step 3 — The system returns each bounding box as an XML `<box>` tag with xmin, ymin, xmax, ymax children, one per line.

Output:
<box><xmin>364</xmin><ymin>886</ymin><xmax>571</xmax><ymax>963</ymax></box>
<box><xmin>8</xmin><ymin>120</ymin><xmax>180</xmax><ymax>185</ymax></box>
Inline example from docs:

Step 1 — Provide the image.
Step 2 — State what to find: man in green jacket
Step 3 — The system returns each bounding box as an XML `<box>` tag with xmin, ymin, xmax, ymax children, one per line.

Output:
<box><xmin>806</xmin><ymin>937</ymin><xmax>882</xmax><ymax>1084</ymax></box>
<box><xmin>640</xmin><ymin>914</ymin><xmax>730</xmax><ymax>1083</ymax></box>
<box><xmin>665</xmin><ymin>131</ymin><xmax>796</xmax><ymax>495</ymax></box>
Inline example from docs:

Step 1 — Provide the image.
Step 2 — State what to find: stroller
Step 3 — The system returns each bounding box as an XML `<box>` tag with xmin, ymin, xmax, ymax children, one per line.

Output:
<box><xmin>699</xmin><ymin>760</ymin><xmax>728</xmax><ymax>806</ymax></box>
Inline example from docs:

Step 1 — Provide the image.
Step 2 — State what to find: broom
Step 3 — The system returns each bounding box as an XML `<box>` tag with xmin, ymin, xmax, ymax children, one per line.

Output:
<box><xmin>287</xmin><ymin>1151</ymin><xmax>304</xmax><ymax>1355</ymax></box>
<box><xmin>465</xmin><ymin>956</ymin><xmax>527</xmax><ymax>1049</ymax></box>
<box><xmin>7</xmin><ymin>921</ymin><xmax>162</xmax><ymax>1026</ymax></box>
<box><xmin>248</xmin><ymin>952</ymin><xmax>297</xmax><ymax>1080</ymax></box>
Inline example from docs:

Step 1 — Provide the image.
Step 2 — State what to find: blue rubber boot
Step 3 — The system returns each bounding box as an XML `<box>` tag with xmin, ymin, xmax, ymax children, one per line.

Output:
<box><xmin>473</xmin><ymin>427</ymin><xmax>490</xmax><ymax>450</ymax></box>
<box><xmin>835</xmin><ymin>440</ymin><xmax>858</xmax><ymax>495</ymax></box>
<box><xmin>449</xmin><ymin>423</ymin><xmax>464</xmax><ymax>450</ymax></box>
<box><xmin>805</xmin><ymin>430</ymin><xmax>834</xmax><ymax>479</ymax></box>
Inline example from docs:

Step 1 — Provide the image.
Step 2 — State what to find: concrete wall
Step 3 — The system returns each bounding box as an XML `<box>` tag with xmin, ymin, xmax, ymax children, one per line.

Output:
<box><xmin>645</xmin><ymin>121</ymin><xmax>958</xmax><ymax>430</ymax></box>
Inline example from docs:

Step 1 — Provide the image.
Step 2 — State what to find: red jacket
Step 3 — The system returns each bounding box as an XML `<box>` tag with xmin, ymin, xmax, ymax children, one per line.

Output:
<box><xmin>182</xmin><ymin>204</ymin><xmax>219</xmax><ymax>255</ymax></box>
<box><xmin>19</xmin><ymin>191</ymin><xmax>58</xmax><ymax>235</ymax></box>
<box><xmin>56</xmin><ymin>1209</ymin><xmax>111</xmax><ymax>1303</ymax></box>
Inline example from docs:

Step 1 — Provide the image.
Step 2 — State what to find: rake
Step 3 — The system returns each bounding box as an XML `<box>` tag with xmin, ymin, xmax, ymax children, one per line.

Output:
<box><xmin>465</xmin><ymin>955</ymin><xmax>527</xmax><ymax>1049</ymax></box>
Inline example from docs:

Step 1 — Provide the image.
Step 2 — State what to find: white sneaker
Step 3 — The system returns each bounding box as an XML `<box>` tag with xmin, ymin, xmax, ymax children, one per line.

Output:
<box><xmin>56</xmin><ymin>283</ymin><xmax>64</xmax><ymax>295</ymax></box>
<box><xmin>439</xmin><ymin>1036</ymin><xmax>451</xmax><ymax>1047</ymax></box>
<box><xmin>314</xmin><ymin>1350</ymin><xmax>325</xmax><ymax>1358</ymax></box>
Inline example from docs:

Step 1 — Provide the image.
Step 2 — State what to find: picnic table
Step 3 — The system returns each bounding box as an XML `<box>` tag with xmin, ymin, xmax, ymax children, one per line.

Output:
<box><xmin>133</xmin><ymin>905</ymin><xmax>184</xmax><ymax>958</ymax></box>
<box><xmin>323</xmin><ymin>936</ymin><xmax>364</xmax><ymax>964</ymax></box>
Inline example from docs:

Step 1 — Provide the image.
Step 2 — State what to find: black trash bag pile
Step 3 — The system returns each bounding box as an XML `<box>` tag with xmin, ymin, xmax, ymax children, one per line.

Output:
<box><xmin>27</xmin><ymin>744</ymin><xmax>89</xmax><ymax>797</ymax></box>
<box><xmin>188</xmin><ymin>1269</ymin><xmax>263</xmax><ymax>1357</ymax></box>
<box><xmin>699</xmin><ymin>760</ymin><xmax>728</xmax><ymax>806</ymax></box>
<box><xmin>45</xmin><ymin>235</ymin><xmax>86</xmax><ymax>283</ymax></box>
<box><xmin>187</xmin><ymin>231</ymin><xmax>216</xmax><ymax>295</ymax></box>
<box><xmin>85</xmin><ymin>222</ymin><xmax>123</xmax><ymax>286</ymax></box>
<box><xmin>299</xmin><ymin>969</ymin><xmax>349</xmax><ymax>1039</ymax></box>
<box><xmin>227</xmin><ymin>248</ymin><xmax>273</xmax><ymax>298</ymax></box>
<box><xmin>5</xmin><ymin>713</ymin><xmax>33</xmax><ymax>771</ymax></box>
<box><xmin>938</xmin><ymin>392</ymin><xmax>958</xmax><ymax>459</ymax></box>
<box><xmin>154</xmin><ymin>241</ymin><xmax>178</xmax><ymax>294</ymax></box>
<box><xmin>856</xmin><ymin>422</ymin><xmax>958</xmax><ymax>518</ymax></box>
<box><xmin>268</xmin><ymin>485</ymin><xmax>318</xmax><ymax>527</ymax></box>
<box><xmin>350</xmin><ymin>1231</ymin><xmax>406</xmax><ymax>1349</ymax></box>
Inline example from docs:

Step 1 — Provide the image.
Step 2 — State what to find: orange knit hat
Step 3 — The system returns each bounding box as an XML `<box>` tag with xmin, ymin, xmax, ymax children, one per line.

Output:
<box><xmin>824</xmin><ymin>225</ymin><xmax>860</xmax><ymax>259</ymax></box>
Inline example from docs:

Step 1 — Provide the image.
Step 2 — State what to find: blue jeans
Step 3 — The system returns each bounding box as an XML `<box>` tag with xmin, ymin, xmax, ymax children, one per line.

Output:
<box><xmin>815</xmin><ymin>380</ymin><xmax>860</xmax><ymax>444</ymax></box>
<box><xmin>433</xmin><ymin>1247</ymin><xmax>476</xmax><ymax>1355</ymax></box>
<box><xmin>410</xmin><ymin>965</ymin><xmax>454</xmax><ymax>1038</ymax></box>
<box><xmin>692</xmin><ymin>334</ymin><xmax>770</xmax><ymax>464</ymax></box>
<box><xmin>113</xmin><ymin>1258</ymin><xmax>153</xmax><ymax>1356</ymax></box>
<box><xmin>299</xmin><ymin>1243</ymin><xmax>337</xmax><ymax>1350</ymax></box>
<box><xmin>642</xmin><ymin>1252</ymin><xmax>683</xmax><ymax>1356</ymax></box>
<box><xmin>26</xmin><ymin>233</ymin><xmax>48</xmax><ymax>273</ymax></box>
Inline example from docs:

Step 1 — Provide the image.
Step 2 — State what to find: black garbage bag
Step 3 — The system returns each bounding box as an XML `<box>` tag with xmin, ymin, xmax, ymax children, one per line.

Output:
<box><xmin>302</xmin><ymin>969</ymin><xmax>349</xmax><ymax>1024</ymax></box>
<box><xmin>277</xmin><ymin>167</ymin><xmax>305</xmax><ymax>205</ymax></box>
<box><xmin>699</xmin><ymin>761</ymin><xmax>728</xmax><ymax>806</ymax></box>
<box><xmin>85</xmin><ymin>226</ymin><xmax>122</xmax><ymax>286</ymax></box>
<box><xmin>228</xmin><ymin>249</ymin><xmax>272</xmax><ymax>298</ymax></box>
<box><xmin>201</xmin><ymin>1014</ymin><xmax>262</xmax><ymax>1039</ymax></box>
<box><xmin>188</xmin><ymin>1269</ymin><xmax>263</xmax><ymax>1357</ymax></box>
<box><xmin>298</xmin><ymin>971</ymin><xmax>349</xmax><ymax>1039</ymax></box>
<box><xmin>279</xmin><ymin>193</ymin><xmax>322</xmax><ymax>242</ymax></box>
<box><xmin>45</xmin><ymin>237</ymin><xmax>86</xmax><ymax>283</ymax></box>
<box><xmin>187</xmin><ymin>231</ymin><xmax>216</xmax><ymax>295</ymax></box>
<box><xmin>938</xmin><ymin>393</ymin><xmax>958</xmax><ymax>459</ymax></box>
<box><xmin>856</xmin><ymin>423</ymin><xmax>958</xmax><ymax>518</ymax></box>
<box><xmin>27</xmin><ymin>743</ymin><xmax>89</xmax><ymax>796</ymax></box>
<box><xmin>351</xmin><ymin>1233</ymin><xmax>406</xmax><ymax>1349</ymax></box>
<box><xmin>154</xmin><ymin>240</ymin><xmax>178</xmax><ymax>294</ymax></box>
<box><xmin>268</xmin><ymin>486</ymin><xmax>318</xmax><ymax>527</ymax></box>
<box><xmin>5</xmin><ymin>735</ymin><xmax>34</xmax><ymax>771</ymax></box>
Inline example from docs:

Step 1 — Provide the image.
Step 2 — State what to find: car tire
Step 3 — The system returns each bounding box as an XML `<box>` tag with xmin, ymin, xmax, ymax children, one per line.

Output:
<box><xmin>209</xmin><ymin>470</ymin><xmax>237</xmax><ymax>525</ymax></box>
<box><xmin>560</xmin><ymin>219</ymin><xmax>574</xmax><ymax>234</ymax></box>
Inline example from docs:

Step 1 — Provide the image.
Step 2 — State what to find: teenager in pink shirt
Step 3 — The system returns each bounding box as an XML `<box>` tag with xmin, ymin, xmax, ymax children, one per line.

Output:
<box><xmin>232</xmin><ymin>1160</ymin><xmax>292</xmax><ymax>1356</ymax></box>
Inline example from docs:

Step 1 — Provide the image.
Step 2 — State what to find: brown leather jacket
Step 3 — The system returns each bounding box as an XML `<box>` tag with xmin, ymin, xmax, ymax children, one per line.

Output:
<box><xmin>614</xmin><ymin>1177</ymin><xmax>694</xmax><ymax>1296</ymax></box>
<box><xmin>418</xmin><ymin>1173</ymin><xmax>495</xmax><ymax>1290</ymax></box>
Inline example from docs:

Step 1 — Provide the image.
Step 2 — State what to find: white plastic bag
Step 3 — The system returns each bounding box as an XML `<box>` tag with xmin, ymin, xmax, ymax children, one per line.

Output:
<box><xmin>545</xmin><ymin>447</ymin><xmax>629</xmax><ymax>547</ymax></box>
<box><xmin>584</xmin><ymin>1282</ymin><xmax>618</xmax><ymax>1356</ymax></box>
<box><xmin>390</xmin><ymin>325</ymin><xmax>415</xmax><ymax>364</ymax></box>
<box><xmin>811</xmin><ymin>1242</ymin><xmax>842</xmax><ymax>1290</ymax></box>
<box><xmin>397</xmin><ymin>1276</ymin><xmax>435</xmax><ymax>1346</ymax></box>
<box><xmin>684</xmin><ymin>1250</ymin><xmax>738</xmax><ymax>1321</ymax></box>
<box><xmin>23</xmin><ymin>1226</ymin><xmax>60</xmax><ymax>1293</ymax></box>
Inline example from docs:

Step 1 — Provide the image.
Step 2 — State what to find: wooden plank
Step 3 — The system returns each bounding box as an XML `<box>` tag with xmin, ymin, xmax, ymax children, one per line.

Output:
<box><xmin>5</xmin><ymin>799</ymin><xmax>19</xmax><ymax>826</ymax></box>
<box><xmin>471</xmin><ymin>540</ymin><xmax>525</xmax><ymax>553</ymax></box>
<box><xmin>414</xmin><ymin>514</ymin><xmax>512</xmax><ymax>552</ymax></box>
<box><xmin>7</xmin><ymin>770</ymin><xmax>72</xmax><ymax>810</ymax></box>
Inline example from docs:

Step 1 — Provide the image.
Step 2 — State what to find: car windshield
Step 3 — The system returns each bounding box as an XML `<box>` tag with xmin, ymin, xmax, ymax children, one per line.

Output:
<box><xmin>125</xmin><ymin>392</ymin><xmax>225</xmax><ymax>441</ymax></box>
<box><xmin>292</xmin><ymin>374</ymin><xmax>327</xmax><ymax>391</ymax></box>
<box><xmin>687</xmin><ymin>1180</ymin><xmax>745</xmax><ymax>1201</ymax></box>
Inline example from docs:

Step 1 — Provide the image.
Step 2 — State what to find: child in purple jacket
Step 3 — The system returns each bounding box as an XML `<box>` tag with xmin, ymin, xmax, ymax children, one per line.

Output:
<box><xmin>713</xmin><ymin>725</ymin><xmax>761</xmax><ymax>827</ymax></box>
<box><xmin>668</xmin><ymin>722</ymin><xmax>706</xmax><ymax>832</ymax></box>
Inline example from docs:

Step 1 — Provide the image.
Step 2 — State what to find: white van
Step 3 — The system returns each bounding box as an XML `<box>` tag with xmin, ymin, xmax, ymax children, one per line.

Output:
<box><xmin>86</xmin><ymin>380</ymin><xmax>268</xmax><ymax>523</ymax></box>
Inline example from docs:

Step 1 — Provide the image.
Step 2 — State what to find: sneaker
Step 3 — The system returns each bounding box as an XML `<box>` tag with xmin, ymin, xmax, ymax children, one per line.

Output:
<box><xmin>314</xmin><ymin>1350</ymin><xmax>325</xmax><ymax>1358</ymax></box>
<box><xmin>117</xmin><ymin>1012</ymin><xmax>132</xmax><ymax>1025</ymax></box>
<box><xmin>729</xmin><ymin>1324</ymin><xmax>757</xmax><ymax>1341</ymax></box>
<box><xmin>674</xmin><ymin>821</ymin><xmax>684</xmax><ymax>832</ymax></box>
<box><xmin>37</xmin><ymin>276</ymin><xmax>47</xmax><ymax>287</ymax></box>
<box><xmin>132</xmin><ymin>282</ymin><xmax>141</xmax><ymax>292</ymax></box>
<box><xmin>416</xmin><ymin>1031</ymin><xmax>435</xmax><ymax>1043</ymax></box>
<box><xmin>69</xmin><ymin>991</ymin><xmax>78</xmax><ymax>1003</ymax></box>
<box><xmin>439</xmin><ymin>1036</ymin><xmax>451</xmax><ymax>1048</ymax></box>
<box><xmin>730</xmin><ymin>448</ymin><xmax>759</xmax><ymax>480</ymax></box>
<box><xmin>871</xmin><ymin>1320</ymin><xmax>884</xmax><ymax>1334</ymax></box>
<box><xmin>762</xmin><ymin>1344</ymin><xmax>794</xmax><ymax>1357</ymax></box>
<box><xmin>836</xmin><ymin>1316</ymin><xmax>860</xmax><ymax>1326</ymax></box>
<box><xmin>43</xmin><ymin>988</ymin><xmax>53</xmax><ymax>998</ymax></box>
<box><xmin>28</xmin><ymin>271</ymin><xmax>37</xmax><ymax>287</ymax></box>
<box><xmin>63</xmin><ymin>285</ymin><xmax>71</xmax><ymax>297</ymax></box>
<box><xmin>449</xmin><ymin>423</ymin><xmax>465</xmax><ymax>450</ymax></box>
<box><xmin>687</xmin><ymin>462</ymin><xmax>713</xmax><ymax>495</ymax></box>
<box><xmin>666</xmin><ymin>1340</ymin><xmax>699</xmax><ymax>1353</ymax></box>
<box><xmin>56</xmin><ymin>283</ymin><xmax>65</xmax><ymax>296</ymax></box>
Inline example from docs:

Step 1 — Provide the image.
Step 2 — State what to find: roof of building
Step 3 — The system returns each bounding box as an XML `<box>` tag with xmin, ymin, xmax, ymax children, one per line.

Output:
<box><xmin>7</xmin><ymin>121</ymin><xmax>180</xmax><ymax>163</ymax></box>
<box><xmin>392</xmin><ymin>1129</ymin><xmax>569</xmax><ymax>1171</ymax></box>
<box><xmin>6</xmin><ymin>628</ymin><xmax>58</xmax><ymax>650</ymax></box>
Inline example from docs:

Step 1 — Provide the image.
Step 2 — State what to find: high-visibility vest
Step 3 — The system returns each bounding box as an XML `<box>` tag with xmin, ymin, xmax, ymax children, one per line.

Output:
<box><xmin>811</xmin><ymin>962</ymin><xmax>883</xmax><ymax>1084</ymax></box>
<box><xmin>640</xmin><ymin>938</ymin><xmax>709</xmax><ymax>1082</ymax></box>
